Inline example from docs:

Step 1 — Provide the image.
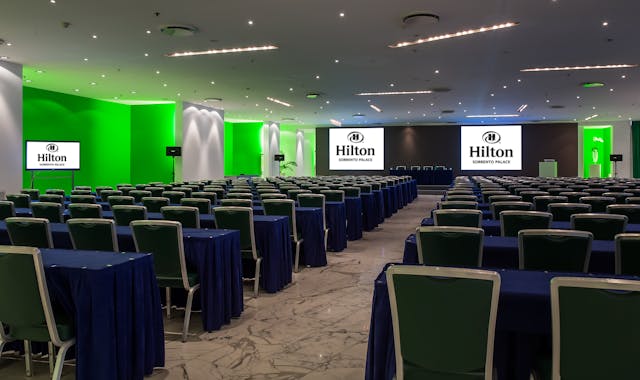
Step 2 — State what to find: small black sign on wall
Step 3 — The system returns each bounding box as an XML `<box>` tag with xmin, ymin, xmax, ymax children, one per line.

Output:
<box><xmin>274</xmin><ymin>154</ymin><xmax>285</xmax><ymax>161</ymax></box>
<box><xmin>166</xmin><ymin>146</ymin><xmax>182</xmax><ymax>157</ymax></box>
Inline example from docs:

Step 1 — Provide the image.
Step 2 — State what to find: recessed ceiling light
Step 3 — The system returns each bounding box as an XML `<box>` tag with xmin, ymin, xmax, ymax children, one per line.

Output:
<box><xmin>101</xmin><ymin>74</ymin><xmax>106</xmax><ymax>78</ymax></box>
<box><xmin>602</xmin><ymin>21</ymin><xmax>609</xmax><ymax>27</ymax></box>
<box><xmin>146</xmin><ymin>30</ymin><xmax>152</xmax><ymax>34</ymax></box>
<box><xmin>576</xmin><ymin>96</ymin><xmax>580</xmax><ymax>99</ymax></box>
<box><xmin>434</xmin><ymin>69</ymin><xmax>439</xmax><ymax>74</ymax></box>
<box><xmin>521</xmin><ymin>64</ymin><xmax>638</xmax><ymax>72</ymax></box>
<box><xmin>389</xmin><ymin>22</ymin><xmax>518</xmax><ymax>48</ymax></box>
<box><xmin>622</xmin><ymin>75</ymin><xmax>627</xmax><ymax>79</ymax></box>
<box><xmin>490</xmin><ymin>93</ymin><xmax>495</xmax><ymax>97</ymax></box>
<box><xmin>167</xmin><ymin>45</ymin><xmax>278</xmax><ymax>57</ymax></box>
<box><xmin>315</xmin><ymin>75</ymin><xmax>320</xmax><ymax>79</ymax></box>
<box><xmin>546</xmin><ymin>99</ymin><xmax>550</xmax><ymax>103</ymax></box>
<box><xmin>610</xmin><ymin>88</ymin><xmax>614</xmax><ymax>92</ymax></box>
<box><xmin>325</xmin><ymin>100</ymin><xmax>330</xmax><ymax>104</ymax></box>
<box><xmin>334</xmin><ymin>59</ymin><xmax>340</xmax><ymax>63</ymax></box>
<box><xmin>289</xmin><ymin>87</ymin><xmax>293</xmax><ymax>91</ymax></box>
<box><xmin>25</xmin><ymin>79</ymin><xmax>31</xmax><ymax>83</ymax></box>
<box><xmin>163</xmin><ymin>83</ymin><xmax>167</xmax><ymax>87</ymax></box>
<box><xmin>248</xmin><ymin>20</ymin><xmax>254</xmax><ymax>26</ymax></box>
<box><xmin>144</xmin><ymin>53</ymin><xmax>149</xmax><ymax>57</ymax></box>
<box><xmin>36</xmin><ymin>70</ymin><xmax>44</xmax><ymax>74</ymax></box>
<box><xmin>131</xmin><ymin>90</ymin><xmax>136</xmax><ymax>94</ymax></box>
<box><xmin>0</xmin><ymin>56</ymin><xmax>8</xmax><ymax>60</ymax></box>
<box><xmin>517</xmin><ymin>104</ymin><xmax>528</xmax><ymax>112</ymax></box>
<box><xmin>370</xmin><ymin>104</ymin><xmax>382</xmax><ymax>112</ymax></box>
<box><xmin>90</xmin><ymin>82</ymin><xmax>96</xmax><ymax>86</ymax></box>
<box><xmin>517</xmin><ymin>79</ymin><xmax>522</xmax><ymax>83</ymax></box>
<box><xmin>503</xmin><ymin>85</ymin><xmax>508</xmax><ymax>89</ymax></box>
<box><xmin>466</xmin><ymin>114</ymin><xmax>519</xmax><ymax>118</ymax></box>
<box><xmin>339</xmin><ymin>12</ymin><xmax>345</xmax><ymax>17</ymax></box>
<box><xmin>50</xmin><ymin>0</ymin><xmax>55</xmax><ymax>3</ymax></box>
<box><xmin>355</xmin><ymin>90</ymin><xmax>432</xmax><ymax>96</ymax></box>
<box><xmin>330</xmin><ymin>119</ymin><xmax>342</xmax><ymax>126</ymax></box>
<box><xmin>353</xmin><ymin>113</ymin><xmax>365</xmax><ymax>118</ymax></box>
<box><xmin>92</xmin><ymin>35</ymin><xmax>98</xmax><ymax>39</ymax></box>
<box><xmin>74</xmin><ymin>89</ymin><xmax>80</xmax><ymax>92</ymax></box>
<box><xmin>83</xmin><ymin>58</ymin><xmax>88</xmax><ymax>61</ymax></box>
<box><xmin>585</xmin><ymin>114</ymin><xmax>598</xmax><ymax>120</ymax></box>
<box><xmin>267</xmin><ymin>97</ymin><xmax>292</xmax><ymax>107</ymax></box>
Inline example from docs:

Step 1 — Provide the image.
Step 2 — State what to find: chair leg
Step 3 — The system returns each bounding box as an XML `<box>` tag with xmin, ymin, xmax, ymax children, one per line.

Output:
<box><xmin>324</xmin><ymin>228</ymin><xmax>329</xmax><ymax>252</ymax></box>
<box><xmin>294</xmin><ymin>241</ymin><xmax>301</xmax><ymax>273</ymax></box>
<box><xmin>24</xmin><ymin>340</ymin><xmax>33</xmax><ymax>377</ymax></box>
<box><xmin>48</xmin><ymin>342</ymin><xmax>55</xmax><ymax>376</ymax></box>
<box><xmin>165</xmin><ymin>287</ymin><xmax>172</xmax><ymax>319</ymax></box>
<box><xmin>182</xmin><ymin>286</ymin><xmax>199</xmax><ymax>342</ymax></box>
<box><xmin>52</xmin><ymin>340</ymin><xmax>74</xmax><ymax>380</ymax></box>
<box><xmin>254</xmin><ymin>258</ymin><xmax>262</xmax><ymax>297</ymax></box>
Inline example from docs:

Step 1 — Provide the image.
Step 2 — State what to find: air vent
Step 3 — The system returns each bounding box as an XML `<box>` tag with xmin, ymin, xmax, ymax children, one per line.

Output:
<box><xmin>353</xmin><ymin>113</ymin><xmax>366</xmax><ymax>118</ymax></box>
<box><xmin>441</xmin><ymin>110</ymin><xmax>455</xmax><ymax>114</ymax></box>
<box><xmin>160</xmin><ymin>25</ymin><xmax>198</xmax><ymax>37</ymax></box>
<box><xmin>430</xmin><ymin>87</ymin><xmax>451</xmax><ymax>93</ymax></box>
<box><xmin>204</xmin><ymin>97</ymin><xmax>222</xmax><ymax>102</ymax></box>
<box><xmin>402</xmin><ymin>13</ymin><xmax>440</xmax><ymax>25</ymax></box>
<box><xmin>550</xmin><ymin>105</ymin><xmax>565</xmax><ymax>109</ymax></box>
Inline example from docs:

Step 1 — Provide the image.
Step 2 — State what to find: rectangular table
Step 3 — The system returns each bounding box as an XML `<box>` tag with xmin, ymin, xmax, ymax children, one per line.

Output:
<box><xmin>345</xmin><ymin>197</ymin><xmax>363</xmax><ymax>241</ymax></box>
<box><xmin>381</xmin><ymin>188</ymin><xmax>394</xmax><ymax>218</ymax></box>
<box><xmin>372</xmin><ymin>190</ymin><xmax>385</xmax><ymax>225</ymax></box>
<box><xmin>361</xmin><ymin>193</ymin><xmax>378</xmax><ymax>231</ymax></box>
<box><xmin>326</xmin><ymin>201</ymin><xmax>347</xmax><ymax>252</ymax></box>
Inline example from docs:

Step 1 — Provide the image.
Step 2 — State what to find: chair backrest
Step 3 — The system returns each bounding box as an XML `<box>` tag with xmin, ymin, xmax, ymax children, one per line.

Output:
<box><xmin>144</xmin><ymin>187</ymin><xmax>165</xmax><ymax>197</ymax></box>
<box><xmin>213</xmin><ymin>206</ymin><xmax>258</xmax><ymax>259</ymax></box>
<box><xmin>99</xmin><ymin>190</ymin><xmax>122</xmax><ymax>203</ymax></box>
<box><xmin>118</xmin><ymin>186</ymin><xmax>136</xmax><ymax>196</ymax></box>
<box><xmin>67</xmin><ymin>218</ymin><xmax>119</xmax><ymax>252</ymax></box>
<box><xmin>180</xmin><ymin>197</ymin><xmax>211</xmax><ymax>215</ymax></box>
<box><xmin>433</xmin><ymin>209</ymin><xmax>482</xmax><ymax>228</ymax></box>
<box><xmin>262</xmin><ymin>199</ymin><xmax>299</xmax><ymax>241</ymax></box>
<box><xmin>357</xmin><ymin>184</ymin><xmax>372</xmax><ymax>194</ymax></box>
<box><xmin>579</xmin><ymin>196</ymin><xmax>617</xmax><ymax>213</ymax></box>
<box><xmin>131</xmin><ymin>220</ymin><xmax>191</xmax><ymax>290</ymax></box>
<box><xmin>340</xmin><ymin>187</ymin><xmax>361</xmax><ymax>198</ymax></box>
<box><xmin>488</xmin><ymin>195</ymin><xmax>522</xmax><ymax>203</ymax></box>
<box><xmin>547</xmin><ymin>203</ymin><xmax>592</xmax><ymax>222</ymax></box>
<box><xmin>141</xmin><ymin>196</ymin><xmax>170</xmax><ymax>213</ymax></box>
<box><xmin>481</xmin><ymin>191</ymin><xmax>510</xmax><ymax>203</ymax></box>
<box><xmin>225</xmin><ymin>192</ymin><xmax>253</xmax><ymax>200</ymax></box>
<box><xmin>490</xmin><ymin>201</ymin><xmax>533</xmax><ymax>220</ymax></box>
<box><xmin>112</xmin><ymin>205</ymin><xmax>148</xmax><ymax>226</ymax></box>
<box><xmin>129</xmin><ymin>190</ymin><xmax>151</xmax><ymax>203</ymax></box>
<box><xmin>602</xmin><ymin>192</ymin><xmax>634</xmax><ymax>204</ymax></box>
<box><xmin>0</xmin><ymin>245</ymin><xmax>66</xmax><ymax>346</ymax></box>
<box><xmin>446</xmin><ymin>194</ymin><xmax>478</xmax><ymax>202</ymax></box>
<box><xmin>71</xmin><ymin>189</ymin><xmax>92</xmax><ymax>196</ymax></box>
<box><xmin>172</xmin><ymin>187</ymin><xmax>193</xmax><ymax>198</ymax></box>
<box><xmin>69</xmin><ymin>194</ymin><xmax>97</xmax><ymax>204</ymax></box>
<box><xmin>5</xmin><ymin>217</ymin><xmax>53</xmax><ymax>248</ymax></box>
<box><xmin>288</xmin><ymin>189</ymin><xmax>312</xmax><ymax>201</ymax></box>
<box><xmin>447</xmin><ymin>190</ymin><xmax>474</xmax><ymax>196</ymax></box>
<box><xmin>439</xmin><ymin>201</ymin><xmax>478</xmax><ymax>210</ymax></box>
<box><xmin>31</xmin><ymin>202</ymin><xmax>64</xmax><ymax>223</ymax></box>
<box><xmin>626</xmin><ymin>196</ymin><xmax>640</xmax><ymax>205</ymax></box>
<box><xmin>386</xmin><ymin>265</ymin><xmax>500</xmax><ymax>380</ymax></box>
<box><xmin>558</xmin><ymin>191</ymin><xmax>589</xmax><ymax>203</ymax></box>
<box><xmin>220</xmin><ymin>198</ymin><xmax>253</xmax><ymax>207</ymax></box>
<box><xmin>570</xmin><ymin>213</ymin><xmax>627</xmax><ymax>240</ymax></box>
<box><xmin>75</xmin><ymin>186</ymin><xmax>92</xmax><ymax>191</ymax></box>
<box><xmin>500</xmin><ymin>210</ymin><xmax>552</xmax><ymax>237</ymax></box>
<box><xmin>260</xmin><ymin>193</ymin><xmax>287</xmax><ymax>200</ymax></box>
<box><xmin>108</xmin><ymin>195</ymin><xmax>135</xmax><ymax>207</ymax></box>
<box><xmin>6</xmin><ymin>194</ymin><xmax>31</xmax><ymax>208</ymax></box>
<box><xmin>162</xmin><ymin>191</ymin><xmax>186</xmax><ymax>204</ymax></box>
<box><xmin>161</xmin><ymin>206</ymin><xmax>200</xmax><ymax>229</ymax></box>
<box><xmin>68</xmin><ymin>203</ymin><xmax>103</xmax><ymax>219</ymax></box>
<box><xmin>21</xmin><ymin>189</ymin><xmax>40</xmax><ymax>201</ymax></box>
<box><xmin>415</xmin><ymin>226</ymin><xmax>484</xmax><ymax>267</ymax></box>
<box><xmin>550</xmin><ymin>276</ymin><xmax>640</xmax><ymax>380</ymax></box>
<box><xmin>45</xmin><ymin>189</ymin><xmax>65</xmax><ymax>196</ymax></box>
<box><xmin>518</xmin><ymin>229</ymin><xmax>592</xmax><ymax>272</ymax></box>
<box><xmin>0</xmin><ymin>201</ymin><xmax>16</xmax><ymax>220</ymax></box>
<box><xmin>607</xmin><ymin>204</ymin><xmax>640</xmax><ymax>224</ymax></box>
<box><xmin>615</xmin><ymin>233</ymin><xmax>640</xmax><ymax>275</ymax></box>
<box><xmin>533</xmin><ymin>195</ymin><xmax>569</xmax><ymax>212</ymax></box>
<box><xmin>38</xmin><ymin>194</ymin><xmax>64</xmax><ymax>205</ymax></box>
<box><xmin>320</xmin><ymin>190</ymin><xmax>345</xmax><ymax>202</ymax></box>
<box><xmin>191</xmin><ymin>191</ymin><xmax>217</xmax><ymax>205</ymax></box>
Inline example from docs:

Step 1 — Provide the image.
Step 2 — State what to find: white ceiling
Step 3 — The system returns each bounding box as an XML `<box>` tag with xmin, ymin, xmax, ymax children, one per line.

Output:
<box><xmin>2</xmin><ymin>0</ymin><xmax>640</xmax><ymax>126</ymax></box>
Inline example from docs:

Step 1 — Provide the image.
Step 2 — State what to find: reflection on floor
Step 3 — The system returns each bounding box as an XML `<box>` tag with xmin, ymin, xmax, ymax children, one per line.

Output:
<box><xmin>0</xmin><ymin>195</ymin><xmax>438</xmax><ymax>380</ymax></box>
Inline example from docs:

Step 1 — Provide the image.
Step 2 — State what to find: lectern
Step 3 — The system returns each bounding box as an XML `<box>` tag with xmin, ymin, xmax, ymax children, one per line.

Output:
<box><xmin>538</xmin><ymin>160</ymin><xmax>557</xmax><ymax>177</ymax></box>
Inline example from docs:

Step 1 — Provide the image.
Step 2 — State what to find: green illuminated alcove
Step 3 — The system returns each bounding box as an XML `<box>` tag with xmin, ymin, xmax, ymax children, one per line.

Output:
<box><xmin>582</xmin><ymin>126</ymin><xmax>612</xmax><ymax>178</ymax></box>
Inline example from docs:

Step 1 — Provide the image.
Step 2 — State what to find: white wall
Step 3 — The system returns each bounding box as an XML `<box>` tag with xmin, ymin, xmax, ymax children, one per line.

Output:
<box><xmin>261</xmin><ymin>122</ymin><xmax>280</xmax><ymax>177</ymax></box>
<box><xmin>0</xmin><ymin>61</ymin><xmax>23</xmax><ymax>195</ymax></box>
<box><xmin>182</xmin><ymin>102</ymin><xmax>225</xmax><ymax>181</ymax></box>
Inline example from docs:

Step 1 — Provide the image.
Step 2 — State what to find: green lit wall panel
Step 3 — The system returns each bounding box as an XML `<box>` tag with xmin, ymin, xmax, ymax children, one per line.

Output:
<box><xmin>130</xmin><ymin>103</ymin><xmax>176</xmax><ymax>184</ymax></box>
<box><xmin>23</xmin><ymin>87</ymin><xmax>131</xmax><ymax>191</ymax></box>
<box><xmin>224</xmin><ymin>121</ymin><xmax>234</xmax><ymax>175</ymax></box>
<box><xmin>225</xmin><ymin>122</ymin><xmax>263</xmax><ymax>176</ymax></box>
<box><xmin>582</xmin><ymin>125</ymin><xmax>612</xmax><ymax>178</ymax></box>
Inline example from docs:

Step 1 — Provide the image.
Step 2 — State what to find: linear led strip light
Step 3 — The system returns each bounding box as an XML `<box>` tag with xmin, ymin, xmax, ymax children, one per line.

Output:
<box><xmin>167</xmin><ymin>45</ymin><xmax>278</xmax><ymax>57</ymax></box>
<box><xmin>521</xmin><ymin>64</ymin><xmax>638</xmax><ymax>72</ymax></box>
<box><xmin>369</xmin><ymin>104</ymin><xmax>382</xmax><ymax>112</ymax></box>
<box><xmin>356</xmin><ymin>90</ymin><xmax>432</xmax><ymax>96</ymax></box>
<box><xmin>266</xmin><ymin>97</ymin><xmax>292</xmax><ymax>107</ymax></box>
<box><xmin>466</xmin><ymin>114</ymin><xmax>520</xmax><ymax>118</ymax></box>
<box><xmin>389</xmin><ymin>22</ymin><xmax>518</xmax><ymax>48</ymax></box>
<box><xmin>330</xmin><ymin>119</ymin><xmax>342</xmax><ymax>127</ymax></box>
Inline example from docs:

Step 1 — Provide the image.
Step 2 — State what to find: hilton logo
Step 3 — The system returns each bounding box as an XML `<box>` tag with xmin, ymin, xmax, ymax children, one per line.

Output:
<box><xmin>38</xmin><ymin>143</ymin><xmax>67</xmax><ymax>163</ymax></box>
<box><xmin>482</xmin><ymin>131</ymin><xmax>501</xmax><ymax>144</ymax></box>
<box><xmin>347</xmin><ymin>131</ymin><xmax>364</xmax><ymax>143</ymax></box>
<box><xmin>46</xmin><ymin>143</ymin><xmax>59</xmax><ymax>152</ymax></box>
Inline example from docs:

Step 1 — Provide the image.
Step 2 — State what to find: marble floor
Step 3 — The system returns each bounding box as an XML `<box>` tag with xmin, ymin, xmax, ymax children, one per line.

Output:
<box><xmin>0</xmin><ymin>195</ymin><xmax>438</xmax><ymax>380</ymax></box>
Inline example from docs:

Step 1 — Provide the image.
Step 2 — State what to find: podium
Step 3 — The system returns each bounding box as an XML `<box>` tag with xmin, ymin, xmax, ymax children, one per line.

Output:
<box><xmin>589</xmin><ymin>164</ymin><xmax>602</xmax><ymax>178</ymax></box>
<box><xmin>538</xmin><ymin>161</ymin><xmax>557</xmax><ymax>177</ymax></box>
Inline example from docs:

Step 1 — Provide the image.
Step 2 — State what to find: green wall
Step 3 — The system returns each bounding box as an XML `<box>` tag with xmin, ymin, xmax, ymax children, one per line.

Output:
<box><xmin>582</xmin><ymin>126</ymin><xmax>612</xmax><ymax>178</ymax></box>
<box><xmin>224</xmin><ymin>122</ymin><xmax>263</xmax><ymax>176</ymax></box>
<box><xmin>23</xmin><ymin>87</ymin><xmax>175</xmax><ymax>192</ymax></box>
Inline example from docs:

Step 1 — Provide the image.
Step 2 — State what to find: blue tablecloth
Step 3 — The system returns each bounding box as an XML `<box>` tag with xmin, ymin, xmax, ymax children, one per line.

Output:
<box><xmin>389</xmin><ymin>169</ymin><xmax>453</xmax><ymax>185</ymax></box>
<box><xmin>253</xmin><ymin>206</ymin><xmax>327</xmax><ymax>267</ymax></box>
<box><xmin>365</xmin><ymin>263</ymin><xmax>637</xmax><ymax>380</ymax></box>
<box><xmin>408</xmin><ymin>180</ymin><xmax>418</xmax><ymax>200</ymax></box>
<box><xmin>345</xmin><ymin>197</ymin><xmax>363</xmax><ymax>241</ymax></box>
<box><xmin>372</xmin><ymin>190</ymin><xmax>385</xmax><ymax>224</ymax></box>
<box><xmin>403</xmin><ymin>234</ymin><xmax>617</xmax><ymax>273</ymax></box>
<box><xmin>362</xmin><ymin>193</ymin><xmax>378</xmax><ymax>232</ymax></box>
<box><xmin>381</xmin><ymin>188</ymin><xmax>394</xmax><ymax>218</ymax></box>
<box><xmin>400</xmin><ymin>182</ymin><xmax>409</xmax><ymax>206</ymax></box>
<box><xmin>0</xmin><ymin>222</ymin><xmax>244</xmax><ymax>331</ymax></box>
<box><xmin>43</xmin><ymin>249</ymin><xmax>163</xmax><ymax>380</ymax></box>
<box><xmin>326</xmin><ymin>202</ymin><xmax>347</xmax><ymax>252</ymax></box>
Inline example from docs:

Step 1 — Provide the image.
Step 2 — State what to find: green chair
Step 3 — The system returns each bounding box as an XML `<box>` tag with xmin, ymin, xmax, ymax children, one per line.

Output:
<box><xmin>144</xmin><ymin>187</ymin><xmax>165</xmax><ymax>197</ymax></box>
<box><xmin>520</xmin><ymin>191</ymin><xmax>550</xmax><ymax>204</ymax></box>
<box><xmin>309</xmin><ymin>186</ymin><xmax>330</xmax><ymax>194</ymax></box>
<box><xmin>547</xmin><ymin>203</ymin><xmax>592</xmax><ymax>222</ymax></box>
<box><xmin>481</xmin><ymin>190</ymin><xmax>510</xmax><ymax>203</ymax></box>
<box><xmin>94</xmin><ymin>186</ymin><xmax>113</xmax><ymax>198</ymax></box>
<box><xmin>31</xmin><ymin>202</ymin><xmax>64</xmax><ymax>223</ymax></box>
<box><xmin>357</xmin><ymin>184</ymin><xmax>372</xmax><ymax>195</ymax></box>
<box><xmin>108</xmin><ymin>195</ymin><xmax>135</xmax><ymax>207</ymax></box>
<box><xmin>213</xmin><ymin>207</ymin><xmax>262</xmax><ymax>296</ymax></box>
<box><xmin>6</xmin><ymin>194</ymin><xmax>31</xmax><ymax>208</ymax></box>
<box><xmin>191</xmin><ymin>191</ymin><xmax>217</xmax><ymax>205</ymax></box>
<box><xmin>298</xmin><ymin>194</ymin><xmax>329</xmax><ymax>251</ymax></box>
<box><xmin>112</xmin><ymin>205</ymin><xmax>148</xmax><ymax>226</ymax></box>
<box><xmin>433</xmin><ymin>209</ymin><xmax>482</xmax><ymax>228</ymax></box>
<box><xmin>203</xmin><ymin>187</ymin><xmax>225</xmax><ymax>200</ymax></box>
<box><xmin>439</xmin><ymin>201</ymin><xmax>479</xmax><ymax>210</ymax></box>
<box><xmin>67</xmin><ymin>218</ymin><xmax>119</xmax><ymax>252</ymax></box>
<box><xmin>131</xmin><ymin>220</ymin><xmax>199</xmax><ymax>342</ymax></box>
<box><xmin>129</xmin><ymin>190</ymin><xmax>152</xmax><ymax>203</ymax></box>
<box><xmin>488</xmin><ymin>195</ymin><xmax>522</xmax><ymax>204</ymax></box>
<box><xmin>570</xmin><ymin>213</ymin><xmax>627</xmax><ymax>240</ymax></box>
<box><xmin>615</xmin><ymin>233</ymin><xmax>640</xmax><ymax>275</ymax></box>
<box><xmin>172</xmin><ymin>187</ymin><xmax>193</xmax><ymax>198</ymax></box>
<box><xmin>386</xmin><ymin>265</ymin><xmax>500</xmax><ymax>380</ymax></box>
<box><xmin>118</xmin><ymin>186</ymin><xmax>135</xmax><ymax>196</ymax></box>
<box><xmin>38</xmin><ymin>194</ymin><xmax>64</xmax><ymax>205</ymax></box>
<box><xmin>579</xmin><ymin>196</ymin><xmax>616</xmax><ymax>213</ymax></box>
<box><xmin>287</xmin><ymin>189</ymin><xmax>312</xmax><ymax>201</ymax></box>
<box><xmin>98</xmin><ymin>190</ymin><xmax>122</xmax><ymax>203</ymax></box>
<box><xmin>0</xmin><ymin>201</ymin><xmax>16</xmax><ymax>220</ymax></box>
<box><xmin>135</xmin><ymin>183</ymin><xmax>150</xmax><ymax>190</ymax></box>
<box><xmin>500</xmin><ymin>210</ymin><xmax>552</xmax><ymax>237</ymax></box>
<box><xmin>180</xmin><ymin>198</ymin><xmax>211</xmax><ymax>215</ymax></box>
<box><xmin>260</xmin><ymin>193</ymin><xmax>287</xmax><ymax>200</ymax></box>
<box><xmin>220</xmin><ymin>198</ymin><xmax>253</xmax><ymax>207</ymax></box>
<box><xmin>142</xmin><ymin>197</ymin><xmax>170</xmax><ymax>213</ymax></box>
<box><xmin>607</xmin><ymin>204</ymin><xmax>640</xmax><ymax>223</ymax></box>
<box><xmin>0</xmin><ymin>246</ymin><xmax>75</xmax><ymax>379</ymax></box>
<box><xmin>445</xmin><ymin>194</ymin><xmax>478</xmax><ymax>202</ymax></box>
<box><xmin>74</xmin><ymin>186</ymin><xmax>92</xmax><ymax>191</ymax></box>
<box><xmin>518</xmin><ymin>229</ymin><xmax>592</xmax><ymax>272</ymax></box>
<box><xmin>415</xmin><ymin>226</ymin><xmax>484</xmax><ymax>267</ymax></box>
<box><xmin>45</xmin><ymin>189</ymin><xmax>65</xmax><ymax>197</ymax></box>
<box><xmin>5</xmin><ymin>217</ymin><xmax>53</xmax><ymax>248</ymax></box>
<box><xmin>69</xmin><ymin>194</ymin><xmax>96</xmax><ymax>204</ymax></box>
<box><xmin>533</xmin><ymin>195</ymin><xmax>568</xmax><ymax>212</ymax></box>
<box><xmin>446</xmin><ymin>190</ymin><xmax>474</xmax><ymax>196</ymax></box>
<box><xmin>117</xmin><ymin>183</ymin><xmax>133</xmax><ymax>189</ymax></box>
<box><xmin>21</xmin><ymin>189</ymin><xmax>40</xmax><ymax>201</ymax></box>
<box><xmin>320</xmin><ymin>190</ymin><xmax>345</xmax><ymax>202</ymax></box>
<box><xmin>549</xmin><ymin>276</ymin><xmax>640</xmax><ymax>380</ymax></box>
<box><xmin>225</xmin><ymin>192</ymin><xmax>253</xmax><ymax>200</ymax></box>
<box><xmin>339</xmin><ymin>187</ymin><xmax>360</xmax><ymax>198</ymax></box>
<box><xmin>602</xmin><ymin>192</ymin><xmax>633</xmax><ymax>204</ymax></box>
<box><xmin>257</xmin><ymin>188</ymin><xmax>279</xmax><ymax>194</ymax></box>
<box><xmin>68</xmin><ymin>203</ymin><xmax>103</xmax><ymax>219</ymax></box>
<box><xmin>70</xmin><ymin>189</ymin><xmax>92</xmax><ymax>196</ymax></box>
<box><xmin>161</xmin><ymin>206</ymin><xmax>200</xmax><ymax>229</ymax></box>
<box><xmin>558</xmin><ymin>191</ymin><xmax>590</xmax><ymax>203</ymax></box>
<box><xmin>626</xmin><ymin>196</ymin><xmax>640</xmax><ymax>205</ymax></box>
<box><xmin>263</xmin><ymin>199</ymin><xmax>304</xmax><ymax>272</ymax></box>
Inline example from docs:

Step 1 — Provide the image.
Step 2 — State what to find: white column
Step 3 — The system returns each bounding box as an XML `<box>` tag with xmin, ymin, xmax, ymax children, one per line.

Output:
<box><xmin>612</xmin><ymin>120</ymin><xmax>632</xmax><ymax>178</ymax></box>
<box><xmin>261</xmin><ymin>122</ymin><xmax>280</xmax><ymax>177</ymax></box>
<box><xmin>0</xmin><ymin>61</ymin><xmax>23</xmax><ymax>195</ymax></box>
<box><xmin>295</xmin><ymin>129</ymin><xmax>304</xmax><ymax>176</ymax></box>
<box><xmin>182</xmin><ymin>102</ymin><xmax>225</xmax><ymax>181</ymax></box>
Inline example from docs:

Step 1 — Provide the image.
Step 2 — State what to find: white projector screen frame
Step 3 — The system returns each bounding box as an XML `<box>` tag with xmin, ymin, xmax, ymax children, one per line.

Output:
<box><xmin>329</xmin><ymin>128</ymin><xmax>385</xmax><ymax>170</ymax></box>
<box><xmin>26</xmin><ymin>141</ymin><xmax>81</xmax><ymax>170</ymax></box>
<box><xmin>460</xmin><ymin>125</ymin><xmax>522</xmax><ymax>170</ymax></box>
